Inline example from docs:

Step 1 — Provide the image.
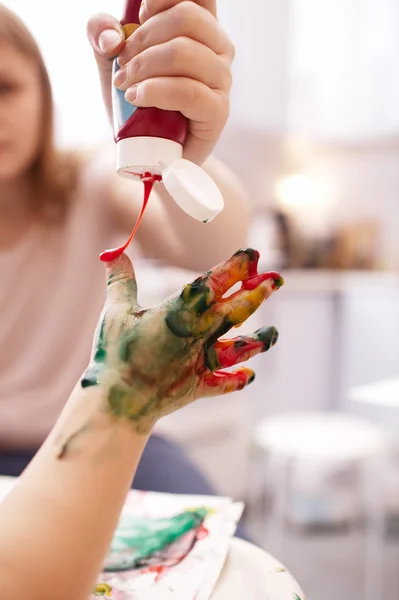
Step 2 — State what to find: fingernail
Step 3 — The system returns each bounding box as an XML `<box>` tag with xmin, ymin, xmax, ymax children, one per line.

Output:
<box><xmin>114</xmin><ymin>67</ymin><xmax>127</xmax><ymax>88</ymax></box>
<box><xmin>255</xmin><ymin>326</ymin><xmax>279</xmax><ymax>350</ymax></box>
<box><xmin>125</xmin><ymin>85</ymin><xmax>138</xmax><ymax>103</ymax></box>
<box><xmin>139</xmin><ymin>0</ymin><xmax>148</xmax><ymax>21</ymax></box>
<box><xmin>272</xmin><ymin>275</ymin><xmax>284</xmax><ymax>290</ymax></box>
<box><xmin>98</xmin><ymin>29</ymin><xmax>123</xmax><ymax>53</ymax></box>
<box><xmin>248</xmin><ymin>373</ymin><xmax>256</xmax><ymax>385</ymax></box>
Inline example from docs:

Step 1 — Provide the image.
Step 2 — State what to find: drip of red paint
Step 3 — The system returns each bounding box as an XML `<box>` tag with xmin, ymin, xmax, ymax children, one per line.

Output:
<box><xmin>99</xmin><ymin>173</ymin><xmax>162</xmax><ymax>262</ymax></box>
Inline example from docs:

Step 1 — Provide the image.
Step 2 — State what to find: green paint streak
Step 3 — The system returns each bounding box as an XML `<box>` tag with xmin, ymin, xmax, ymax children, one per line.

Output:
<box><xmin>108</xmin><ymin>385</ymin><xmax>156</xmax><ymax>424</ymax></box>
<box><xmin>165</xmin><ymin>303</ymin><xmax>194</xmax><ymax>338</ymax></box>
<box><xmin>181</xmin><ymin>279</ymin><xmax>210</xmax><ymax>314</ymax></box>
<box><xmin>94</xmin><ymin>318</ymin><xmax>107</xmax><ymax>364</ymax></box>
<box><xmin>81</xmin><ymin>318</ymin><xmax>107</xmax><ymax>389</ymax></box>
<box><xmin>108</xmin><ymin>385</ymin><xmax>129</xmax><ymax>417</ymax></box>
<box><xmin>104</xmin><ymin>508</ymin><xmax>207</xmax><ymax>572</ymax></box>
<box><xmin>206</xmin><ymin>318</ymin><xmax>231</xmax><ymax>349</ymax></box>
<box><xmin>204</xmin><ymin>344</ymin><xmax>219</xmax><ymax>371</ymax></box>
<box><xmin>119</xmin><ymin>329</ymin><xmax>140</xmax><ymax>363</ymax></box>
<box><xmin>94</xmin><ymin>347</ymin><xmax>107</xmax><ymax>363</ymax></box>
<box><xmin>81</xmin><ymin>375</ymin><xmax>97</xmax><ymax>388</ymax></box>
<box><xmin>81</xmin><ymin>363</ymin><xmax>104</xmax><ymax>388</ymax></box>
<box><xmin>107</xmin><ymin>273</ymin><xmax>138</xmax><ymax>298</ymax></box>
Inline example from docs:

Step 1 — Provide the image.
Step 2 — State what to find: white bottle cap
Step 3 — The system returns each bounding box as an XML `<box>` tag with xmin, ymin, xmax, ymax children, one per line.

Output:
<box><xmin>116</xmin><ymin>136</ymin><xmax>224</xmax><ymax>223</ymax></box>
<box><xmin>162</xmin><ymin>158</ymin><xmax>224</xmax><ymax>223</ymax></box>
<box><xmin>116</xmin><ymin>136</ymin><xmax>182</xmax><ymax>177</ymax></box>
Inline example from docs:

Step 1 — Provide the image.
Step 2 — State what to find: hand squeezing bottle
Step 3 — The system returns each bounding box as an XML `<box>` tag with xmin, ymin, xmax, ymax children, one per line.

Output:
<box><xmin>99</xmin><ymin>0</ymin><xmax>224</xmax><ymax>262</ymax></box>
<box><xmin>112</xmin><ymin>0</ymin><xmax>224</xmax><ymax>220</ymax></box>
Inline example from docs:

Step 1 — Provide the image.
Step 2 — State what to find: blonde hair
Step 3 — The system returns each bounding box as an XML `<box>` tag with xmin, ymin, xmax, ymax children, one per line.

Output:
<box><xmin>0</xmin><ymin>4</ymin><xmax>80</xmax><ymax>219</ymax></box>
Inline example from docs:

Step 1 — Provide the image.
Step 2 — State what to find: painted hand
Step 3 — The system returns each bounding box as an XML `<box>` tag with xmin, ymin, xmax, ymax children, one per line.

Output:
<box><xmin>87</xmin><ymin>0</ymin><xmax>234</xmax><ymax>164</ymax></box>
<box><xmin>81</xmin><ymin>248</ymin><xmax>283</xmax><ymax>434</ymax></box>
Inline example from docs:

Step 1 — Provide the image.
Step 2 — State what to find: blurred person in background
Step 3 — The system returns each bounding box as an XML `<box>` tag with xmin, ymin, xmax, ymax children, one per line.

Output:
<box><xmin>0</xmin><ymin>3</ymin><xmax>250</xmax><ymax>501</ymax></box>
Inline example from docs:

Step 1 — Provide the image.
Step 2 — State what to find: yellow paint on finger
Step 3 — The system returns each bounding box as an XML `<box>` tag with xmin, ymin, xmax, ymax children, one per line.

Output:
<box><xmin>228</xmin><ymin>284</ymin><xmax>273</xmax><ymax>326</ymax></box>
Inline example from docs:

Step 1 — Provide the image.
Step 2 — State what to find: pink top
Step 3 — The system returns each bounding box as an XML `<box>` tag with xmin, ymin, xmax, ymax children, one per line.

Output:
<box><xmin>0</xmin><ymin>149</ymin><xmax>139</xmax><ymax>449</ymax></box>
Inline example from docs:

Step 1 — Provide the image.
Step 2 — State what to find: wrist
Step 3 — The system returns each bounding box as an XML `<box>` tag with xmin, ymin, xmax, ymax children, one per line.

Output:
<box><xmin>51</xmin><ymin>377</ymin><xmax>153</xmax><ymax>461</ymax></box>
<box><xmin>80</xmin><ymin>366</ymin><xmax>159</xmax><ymax>436</ymax></box>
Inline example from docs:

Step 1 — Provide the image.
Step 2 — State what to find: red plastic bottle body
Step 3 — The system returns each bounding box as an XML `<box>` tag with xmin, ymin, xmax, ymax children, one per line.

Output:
<box><xmin>113</xmin><ymin>0</ymin><xmax>188</xmax><ymax>147</ymax></box>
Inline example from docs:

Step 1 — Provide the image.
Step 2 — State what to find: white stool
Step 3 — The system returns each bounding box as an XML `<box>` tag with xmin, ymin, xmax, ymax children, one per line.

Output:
<box><xmin>252</xmin><ymin>412</ymin><xmax>389</xmax><ymax>600</ymax></box>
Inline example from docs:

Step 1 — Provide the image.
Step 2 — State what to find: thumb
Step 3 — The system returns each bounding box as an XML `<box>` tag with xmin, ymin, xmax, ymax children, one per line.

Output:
<box><xmin>104</xmin><ymin>253</ymin><xmax>138</xmax><ymax>307</ymax></box>
<box><xmin>87</xmin><ymin>13</ymin><xmax>125</xmax><ymax>61</ymax></box>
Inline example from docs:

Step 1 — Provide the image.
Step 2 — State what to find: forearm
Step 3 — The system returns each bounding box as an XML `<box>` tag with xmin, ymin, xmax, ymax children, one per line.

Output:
<box><xmin>0</xmin><ymin>382</ymin><xmax>148</xmax><ymax>600</ymax></box>
<box><xmin>155</xmin><ymin>156</ymin><xmax>252</xmax><ymax>271</ymax></box>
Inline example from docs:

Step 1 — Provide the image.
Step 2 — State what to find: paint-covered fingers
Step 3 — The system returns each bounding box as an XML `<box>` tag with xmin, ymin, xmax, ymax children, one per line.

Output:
<box><xmin>218</xmin><ymin>273</ymin><xmax>283</xmax><ymax>328</ymax></box>
<box><xmin>204</xmin><ymin>248</ymin><xmax>262</xmax><ymax>304</ymax></box>
<box><xmin>200</xmin><ymin>368</ymin><xmax>255</xmax><ymax>397</ymax></box>
<box><xmin>178</xmin><ymin>248</ymin><xmax>260</xmax><ymax>315</ymax></box>
<box><xmin>119</xmin><ymin>3</ymin><xmax>232</xmax><ymax>67</ymax></box>
<box><xmin>178</xmin><ymin>248</ymin><xmax>282</xmax><ymax>319</ymax></box>
<box><xmin>104</xmin><ymin>253</ymin><xmax>139</xmax><ymax>307</ymax></box>
<box><xmin>205</xmin><ymin>326</ymin><xmax>279</xmax><ymax>370</ymax></box>
<box><xmin>140</xmin><ymin>0</ymin><xmax>218</xmax><ymax>23</ymax></box>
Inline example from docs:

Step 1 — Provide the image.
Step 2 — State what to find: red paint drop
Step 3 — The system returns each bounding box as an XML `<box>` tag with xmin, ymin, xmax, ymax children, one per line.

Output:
<box><xmin>142</xmin><ymin>565</ymin><xmax>167</xmax><ymax>582</ymax></box>
<box><xmin>99</xmin><ymin>173</ymin><xmax>162</xmax><ymax>262</ymax></box>
<box><xmin>196</xmin><ymin>525</ymin><xmax>209</xmax><ymax>540</ymax></box>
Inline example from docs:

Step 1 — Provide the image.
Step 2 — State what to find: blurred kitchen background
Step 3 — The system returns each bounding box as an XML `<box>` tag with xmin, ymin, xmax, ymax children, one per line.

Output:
<box><xmin>8</xmin><ymin>1</ymin><xmax>399</xmax><ymax>599</ymax></box>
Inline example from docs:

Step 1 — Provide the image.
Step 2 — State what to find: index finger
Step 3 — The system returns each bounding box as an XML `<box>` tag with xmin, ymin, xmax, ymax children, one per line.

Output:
<box><xmin>140</xmin><ymin>0</ymin><xmax>218</xmax><ymax>22</ymax></box>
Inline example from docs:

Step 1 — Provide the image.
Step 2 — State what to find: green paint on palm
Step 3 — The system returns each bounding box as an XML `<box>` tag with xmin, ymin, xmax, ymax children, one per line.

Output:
<box><xmin>108</xmin><ymin>386</ymin><xmax>129</xmax><ymax>416</ymax></box>
<box><xmin>119</xmin><ymin>329</ymin><xmax>140</xmax><ymax>362</ymax></box>
<box><xmin>104</xmin><ymin>508</ymin><xmax>208</xmax><ymax>572</ymax></box>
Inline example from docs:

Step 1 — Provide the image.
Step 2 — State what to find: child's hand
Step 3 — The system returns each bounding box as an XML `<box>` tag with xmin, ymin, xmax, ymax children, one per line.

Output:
<box><xmin>87</xmin><ymin>1</ymin><xmax>234</xmax><ymax>165</ymax></box>
<box><xmin>82</xmin><ymin>249</ymin><xmax>283</xmax><ymax>434</ymax></box>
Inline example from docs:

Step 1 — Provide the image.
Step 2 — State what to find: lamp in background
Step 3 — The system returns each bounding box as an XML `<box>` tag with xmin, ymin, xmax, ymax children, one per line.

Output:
<box><xmin>271</xmin><ymin>172</ymin><xmax>332</xmax><ymax>268</ymax></box>
<box><xmin>275</xmin><ymin>172</ymin><xmax>334</xmax><ymax>240</ymax></box>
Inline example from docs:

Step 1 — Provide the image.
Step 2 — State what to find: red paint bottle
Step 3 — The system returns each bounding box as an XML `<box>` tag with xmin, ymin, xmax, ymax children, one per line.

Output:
<box><xmin>113</xmin><ymin>0</ymin><xmax>224</xmax><ymax>223</ymax></box>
